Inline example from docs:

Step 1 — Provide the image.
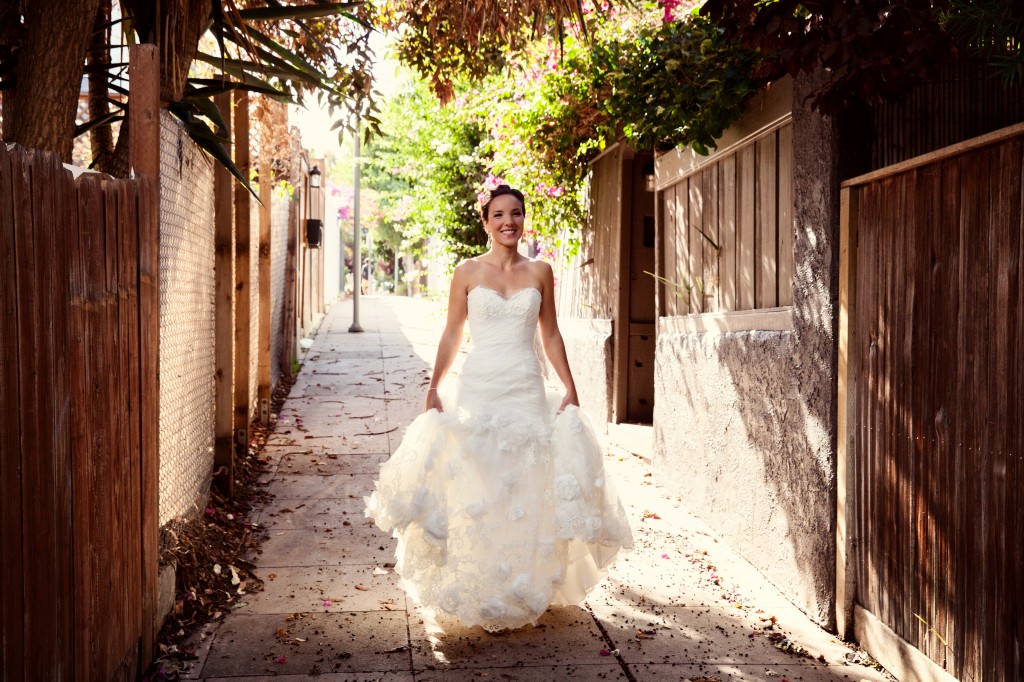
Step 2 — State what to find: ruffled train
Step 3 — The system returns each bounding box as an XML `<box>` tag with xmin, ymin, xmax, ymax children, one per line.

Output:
<box><xmin>365</xmin><ymin>395</ymin><xmax>633</xmax><ymax>631</ymax></box>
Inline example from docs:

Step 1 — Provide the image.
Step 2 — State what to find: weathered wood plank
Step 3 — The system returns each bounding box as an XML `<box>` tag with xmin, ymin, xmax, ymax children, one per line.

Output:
<box><xmin>68</xmin><ymin>171</ymin><xmax>91</xmax><ymax>681</ymax></box>
<box><xmin>0</xmin><ymin>141</ymin><xmax>25</xmax><ymax>682</ymax></box>
<box><xmin>106</xmin><ymin>176</ymin><xmax>133</xmax><ymax>677</ymax></box>
<box><xmin>234</xmin><ymin>89</ymin><xmax>253</xmax><ymax>457</ymax></box>
<box><xmin>755</xmin><ymin>132</ymin><xmax>778</xmax><ymax>308</ymax></box>
<box><xmin>702</xmin><ymin>168</ymin><xmax>719</xmax><ymax>313</ymax></box>
<box><xmin>19</xmin><ymin>150</ymin><xmax>73</xmax><ymax>681</ymax></box>
<box><xmin>129</xmin><ymin>43</ymin><xmax>161</xmax><ymax>670</ymax></box>
<box><xmin>737</xmin><ymin>145</ymin><xmax>756</xmax><ymax>311</ymax></box>
<box><xmin>282</xmin><ymin>201</ymin><xmax>298</xmax><ymax>376</ymax></box>
<box><xmin>49</xmin><ymin>157</ymin><xmax>75</xmax><ymax>681</ymax></box>
<box><xmin>75</xmin><ymin>174</ymin><xmax>106</xmax><ymax>680</ymax></box>
<box><xmin>896</xmin><ymin>170</ymin><xmax>914</xmax><ymax>646</ymax></box>
<box><xmin>936</xmin><ymin>156</ymin><xmax>961</xmax><ymax>676</ymax></box>
<box><xmin>214</xmin><ymin>93</ymin><xmax>235</xmax><ymax>495</ymax></box>
<box><xmin>136</xmin><ymin>173</ymin><xmax>161</xmax><ymax>671</ymax></box>
<box><xmin>910</xmin><ymin>162</ymin><xmax>939</xmax><ymax>662</ymax></box>
<box><xmin>720</xmin><ymin>155</ymin><xmax>737</xmax><ymax>312</ymax></box>
<box><xmin>877</xmin><ymin>175</ymin><xmax>894</xmax><ymax>632</ymax></box>
<box><xmin>1014</xmin><ymin>139</ymin><xmax>1024</xmax><ymax>682</ymax></box>
<box><xmin>128</xmin><ymin>45</ymin><xmax>160</xmax><ymax>181</ymax></box>
<box><xmin>610</xmin><ymin>146</ymin><xmax>630</xmax><ymax>423</ymax></box>
<box><xmin>96</xmin><ymin>174</ymin><xmax>120</xmax><ymax>679</ymax></box>
<box><xmin>688</xmin><ymin>175</ymin><xmax>703</xmax><ymax>313</ymax></box>
<box><xmin>777</xmin><ymin>123</ymin><xmax>794</xmax><ymax>306</ymax></box>
<box><xmin>866</xmin><ymin>179</ymin><xmax>882</xmax><ymax>619</ymax></box>
<box><xmin>258</xmin><ymin>162</ymin><xmax>272</xmax><ymax>426</ymax></box>
<box><xmin>957</xmin><ymin>147</ymin><xmax>987</xmax><ymax>681</ymax></box>
<box><xmin>836</xmin><ymin>185</ymin><xmax>859</xmax><ymax>639</ymax></box>
<box><xmin>988</xmin><ymin>137</ymin><xmax>1020</xmax><ymax>680</ymax></box>
<box><xmin>118</xmin><ymin>177</ymin><xmax>143</xmax><ymax>676</ymax></box>
<box><xmin>660</xmin><ymin>185</ymin><xmax>674</xmax><ymax>316</ymax></box>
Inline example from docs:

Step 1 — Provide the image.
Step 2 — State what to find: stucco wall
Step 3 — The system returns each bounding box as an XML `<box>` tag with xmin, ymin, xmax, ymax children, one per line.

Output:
<box><xmin>559</xmin><ymin>319</ymin><xmax>613</xmax><ymax>434</ymax></box>
<box><xmin>653</xmin><ymin>73</ymin><xmax>841</xmax><ymax>626</ymax></box>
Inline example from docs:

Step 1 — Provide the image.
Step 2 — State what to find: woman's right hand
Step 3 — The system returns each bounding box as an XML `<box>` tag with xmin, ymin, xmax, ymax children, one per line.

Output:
<box><xmin>424</xmin><ymin>389</ymin><xmax>444</xmax><ymax>413</ymax></box>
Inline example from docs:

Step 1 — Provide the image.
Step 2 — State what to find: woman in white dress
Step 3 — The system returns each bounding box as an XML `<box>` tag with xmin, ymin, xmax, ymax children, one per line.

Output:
<box><xmin>365</xmin><ymin>184</ymin><xmax>633</xmax><ymax>632</ymax></box>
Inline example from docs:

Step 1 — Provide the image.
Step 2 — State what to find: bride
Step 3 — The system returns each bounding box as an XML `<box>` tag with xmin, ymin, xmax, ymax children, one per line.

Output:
<box><xmin>365</xmin><ymin>182</ymin><xmax>633</xmax><ymax>632</ymax></box>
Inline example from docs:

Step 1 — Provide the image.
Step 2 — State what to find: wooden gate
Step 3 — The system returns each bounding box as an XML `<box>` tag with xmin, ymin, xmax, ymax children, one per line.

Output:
<box><xmin>837</xmin><ymin>123</ymin><xmax>1023</xmax><ymax>681</ymax></box>
<box><xmin>0</xmin><ymin>144</ymin><xmax>159</xmax><ymax>680</ymax></box>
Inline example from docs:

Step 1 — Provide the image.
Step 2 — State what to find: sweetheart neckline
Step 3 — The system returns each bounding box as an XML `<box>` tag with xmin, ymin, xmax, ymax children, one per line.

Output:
<box><xmin>468</xmin><ymin>286</ymin><xmax>542</xmax><ymax>301</ymax></box>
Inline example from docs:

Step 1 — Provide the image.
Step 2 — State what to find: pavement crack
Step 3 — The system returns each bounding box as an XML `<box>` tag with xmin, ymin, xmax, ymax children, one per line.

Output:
<box><xmin>586</xmin><ymin>603</ymin><xmax>638</xmax><ymax>682</ymax></box>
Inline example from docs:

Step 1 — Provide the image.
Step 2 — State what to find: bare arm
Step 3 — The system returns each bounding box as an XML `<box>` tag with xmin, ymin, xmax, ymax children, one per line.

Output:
<box><xmin>536</xmin><ymin>263</ymin><xmax>579</xmax><ymax>411</ymax></box>
<box><xmin>425</xmin><ymin>263</ymin><xmax>471</xmax><ymax>412</ymax></box>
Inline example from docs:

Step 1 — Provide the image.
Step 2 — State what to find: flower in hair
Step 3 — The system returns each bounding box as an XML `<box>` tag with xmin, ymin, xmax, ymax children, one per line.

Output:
<box><xmin>477</xmin><ymin>173</ymin><xmax>506</xmax><ymax>209</ymax></box>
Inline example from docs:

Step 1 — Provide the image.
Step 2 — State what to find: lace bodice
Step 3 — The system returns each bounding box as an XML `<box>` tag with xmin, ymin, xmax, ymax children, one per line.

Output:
<box><xmin>466</xmin><ymin>286</ymin><xmax>541</xmax><ymax>348</ymax></box>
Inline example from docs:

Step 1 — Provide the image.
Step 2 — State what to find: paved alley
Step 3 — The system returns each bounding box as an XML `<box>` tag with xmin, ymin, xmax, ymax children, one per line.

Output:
<box><xmin>182</xmin><ymin>295</ymin><xmax>892</xmax><ymax>682</ymax></box>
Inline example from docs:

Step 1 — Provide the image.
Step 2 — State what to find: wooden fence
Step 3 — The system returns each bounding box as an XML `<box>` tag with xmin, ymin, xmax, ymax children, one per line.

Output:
<box><xmin>871</xmin><ymin>60</ymin><xmax>1024</xmax><ymax>171</ymax></box>
<box><xmin>0</xmin><ymin>144</ymin><xmax>159</xmax><ymax>680</ymax></box>
<box><xmin>838</xmin><ymin>123</ymin><xmax>1024</xmax><ymax>681</ymax></box>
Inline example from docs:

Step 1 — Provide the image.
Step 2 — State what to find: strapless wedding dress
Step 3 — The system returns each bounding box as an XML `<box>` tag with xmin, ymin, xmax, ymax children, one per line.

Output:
<box><xmin>365</xmin><ymin>286</ymin><xmax>633</xmax><ymax>631</ymax></box>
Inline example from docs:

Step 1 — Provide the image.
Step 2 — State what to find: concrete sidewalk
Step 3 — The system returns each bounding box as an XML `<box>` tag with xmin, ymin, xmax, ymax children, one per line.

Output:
<box><xmin>182</xmin><ymin>295</ymin><xmax>892</xmax><ymax>682</ymax></box>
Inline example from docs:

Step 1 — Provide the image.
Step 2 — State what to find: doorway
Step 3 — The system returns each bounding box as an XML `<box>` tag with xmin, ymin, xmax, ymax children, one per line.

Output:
<box><xmin>613</xmin><ymin>150</ymin><xmax>656</xmax><ymax>425</ymax></box>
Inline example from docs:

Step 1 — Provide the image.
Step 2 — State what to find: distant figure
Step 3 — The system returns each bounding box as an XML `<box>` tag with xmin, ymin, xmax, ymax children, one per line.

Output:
<box><xmin>365</xmin><ymin>183</ymin><xmax>633</xmax><ymax>633</ymax></box>
<box><xmin>361</xmin><ymin>259</ymin><xmax>370</xmax><ymax>295</ymax></box>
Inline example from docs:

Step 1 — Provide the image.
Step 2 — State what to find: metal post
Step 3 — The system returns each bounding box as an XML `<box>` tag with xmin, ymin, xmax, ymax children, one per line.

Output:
<box><xmin>338</xmin><ymin>214</ymin><xmax>345</xmax><ymax>301</ymax></box>
<box><xmin>349</xmin><ymin>124</ymin><xmax>364</xmax><ymax>333</ymax></box>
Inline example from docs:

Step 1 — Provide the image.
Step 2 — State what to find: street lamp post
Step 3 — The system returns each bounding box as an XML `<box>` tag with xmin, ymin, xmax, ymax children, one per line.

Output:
<box><xmin>349</xmin><ymin>124</ymin><xmax>364</xmax><ymax>333</ymax></box>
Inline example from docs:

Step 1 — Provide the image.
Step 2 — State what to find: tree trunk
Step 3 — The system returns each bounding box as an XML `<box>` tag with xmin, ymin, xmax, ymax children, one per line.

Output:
<box><xmin>88</xmin><ymin>0</ymin><xmax>114</xmax><ymax>169</ymax></box>
<box><xmin>97</xmin><ymin>0</ymin><xmax>211</xmax><ymax>175</ymax></box>
<box><xmin>2</xmin><ymin>0</ymin><xmax>103</xmax><ymax>160</ymax></box>
<box><xmin>122</xmin><ymin>0</ymin><xmax>211</xmax><ymax>102</ymax></box>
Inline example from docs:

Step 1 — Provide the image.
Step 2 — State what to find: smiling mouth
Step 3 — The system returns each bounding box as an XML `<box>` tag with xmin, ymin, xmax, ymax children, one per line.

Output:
<box><xmin>499</xmin><ymin>228</ymin><xmax>517</xmax><ymax>235</ymax></box>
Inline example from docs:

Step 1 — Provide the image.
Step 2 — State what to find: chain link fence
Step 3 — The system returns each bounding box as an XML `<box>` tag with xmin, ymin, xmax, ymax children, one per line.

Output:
<box><xmin>157</xmin><ymin>112</ymin><xmax>216</xmax><ymax>525</ymax></box>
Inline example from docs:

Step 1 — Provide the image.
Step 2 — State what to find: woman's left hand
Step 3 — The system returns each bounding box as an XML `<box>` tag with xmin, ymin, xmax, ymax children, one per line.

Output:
<box><xmin>558</xmin><ymin>390</ymin><xmax>580</xmax><ymax>413</ymax></box>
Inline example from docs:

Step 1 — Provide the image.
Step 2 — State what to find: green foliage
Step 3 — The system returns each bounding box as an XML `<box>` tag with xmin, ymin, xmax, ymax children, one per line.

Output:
<box><xmin>363</xmin><ymin>4</ymin><xmax>764</xmax><ymax>266</ymax></box>
<box><xmin>942</xmin><ymin>0</ymin><xmax>1024</xmax><ymax>86</ymax></box>
<box><xmin>593</xmin><ymin>10</ymin><xmax>762</xmax><ymax>155</ymax></box>
<box><xmin>482</xmin><ymin>4</ymin><xmax>760</xmax><ymax>247</ymax></box>
<box><xmin>700</xmin><ymin>0</ymin><xmax>955</xmax><ymax>112</ymax></box>
<box><xmin>363</xmin><ymin>74</ymin><xmax>491</xmax><ymax>268</ymax></box>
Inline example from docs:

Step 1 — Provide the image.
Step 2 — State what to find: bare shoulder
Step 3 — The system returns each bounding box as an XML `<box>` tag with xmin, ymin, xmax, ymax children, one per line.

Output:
<box><xmin>453</xmin><ymin>258</ymin><xmax>483</xmax><ymax>280</ymax></box>
<box><xmin>527</xmin><ymin>258</ymin><xmax>555</xmax><ymax>284</ymax></box>
<box><xmin>453</xmin><ymin>258</ymin><xmax>489</xmax><ymax>293</ymax></box>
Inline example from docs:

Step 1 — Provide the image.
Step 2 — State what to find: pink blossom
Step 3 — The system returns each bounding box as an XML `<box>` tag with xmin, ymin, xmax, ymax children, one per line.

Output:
<box><xmin>660</xmin><ymin>0</ymin><xmax>681</xmax><ymax>22</ymax></box>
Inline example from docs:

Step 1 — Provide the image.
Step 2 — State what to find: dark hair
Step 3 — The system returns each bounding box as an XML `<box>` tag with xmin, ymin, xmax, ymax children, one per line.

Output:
<box><xmin>480</xmin><ymin>185</ymin><xmax>526</xmax><ymax>221</ymax></box>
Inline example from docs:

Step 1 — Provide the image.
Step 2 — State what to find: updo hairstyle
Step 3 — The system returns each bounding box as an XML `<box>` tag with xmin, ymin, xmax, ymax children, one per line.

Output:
<box><xmin>480</xmin><ymin>184</ymin><xmax>526</xmax><ymax>221</ymax></box>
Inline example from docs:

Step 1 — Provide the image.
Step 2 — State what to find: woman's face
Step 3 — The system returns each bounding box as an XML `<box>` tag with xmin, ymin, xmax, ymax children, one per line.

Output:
<box><xmin>484</xmin><ymin>194</ymin><xmax>526</xmax><ymax>248</ymax></box>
